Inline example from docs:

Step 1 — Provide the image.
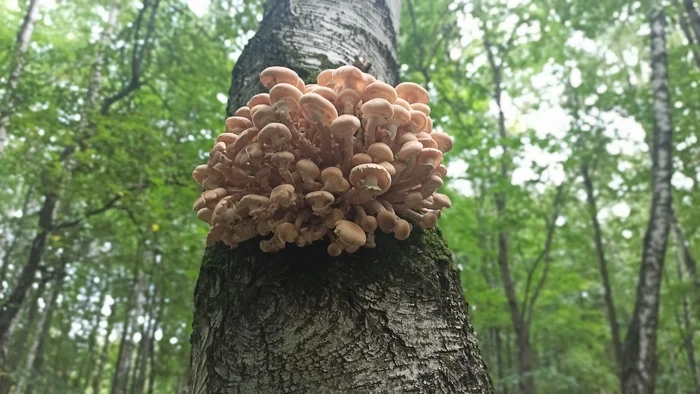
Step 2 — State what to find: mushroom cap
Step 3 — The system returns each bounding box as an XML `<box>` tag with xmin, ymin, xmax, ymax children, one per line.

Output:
<box><xmin>422</xmin><ymin>211</ymin><xmax>438</xmax><ymax>228</ymax></box>
<box><xmin>270</xmin><ymin>184</ymin><xmax>296</xmax><ymax>206</ymax></box>
<box><xmin>410</xmin><ymin>103</ymin><xmax>431</xmax><ymax>116</ymax></box>
<box><xmin>417</xmin><ymin>148</ymin><xmax>443</xmax><ymax>168</ymax></box>
<box><xmin>334</xmin><ymin>220</ymin><xmax>366</xmax><ymax>248</ymax></box>
<box><xmin>247</xmin><ymin>93</ymin><xmax>271</xmax><ymax>109</ymax></box>
<box><xmin>296</xmin><ymin>159</ymin><xmax>321</xmax><ymax>180</ymax></box>
<box><xmin>389</xmin><ymin>104</ymin><xmax>411</xmax><ymax>126</ymax></box>
<box><xmin>392</xmin><ymin>160</ymin><xmax>407</xmax><ymax>173</ymax></box>
<box><xmin>324</xmin><ymin>208</ymin><xmax>345</xmax><ymax>229</ymax></box>
<box><xmin>377</xmin><ymin>210</ymin><xmax>399</xmax><ymax>233</ymax></box>
<box><xmin>431</xmin><ymin>132</ymin><xmax>453</xmax><ymax>153</ymax></box>
<box><xmin>316</xmin><ymin>69</ymin><xmax>335</xmax><ymax>86</ymax></box>
<box><xmin>327</xmin><ymin>243</ymin><xmax>342</xmax><ymax>256</ymax></box>
<box><xmin>416</xmin><ymin>132</ymin><xmax>439</xmax><ymax>149</ymax></box>
<box><xmin>235</xmin><ymin>106</ymin><xmax>251</xmax><ymax>119</ymax></box>
<box><xmin>363</xmin><ymin>73</ymin><xmax>376</xmax><ymax>85</ymax></box>
<box><xmin>271</xmin><ymin>150</ymin><xmax>295</xmax><ymax>166</ymax></box>
<box><xmin>378</xmin><ymin>161</ymin><xmax>396</xmax><ymax>176</ymax></box>
<box><xmin>349</xmin><ymin>163</ymin><xmax>392</xmax><ymax>194</ymax></box>
<box><xmin>338</xmin><ymin>88</ymin><xmax>361</xmax><ymax>106</ymax></box>
<box><xmin>333</xmin><ymin>65</ymin><xmax>366</xmax><ymax>91</ymax></box>
<box><xmin>321</xmin><ymin>167</ymin><xmax>349</xmax><ymax>193</ymax></box>
<box><xmin>395</xmin><ymin>82</ymin><xmax>430</xmax><ymax>104</ymax></box>
<box><xmin>258</xmin><ymin>123</ymin><xmax>292</xmax><ymax>146</ymax></box>
<box><xmin>305</xmin><ymin>190</ymin><xmax>335</xmax><ymax>207</ymax></box>
<box><xmin>395</xmin><ymin>98</ymin><xmax>411</xmax><ymax>110</ymax></box>
<box><xmin>270</xmin><ymin>83</ymin><xmax>302</xmax><ymax>108</ymax></box>
<box><xmin>367</xmin><ymin>143</ymin><xmax>394</xmax><ymax>163</ymax></box>
<box><xmin>435</xmin><ymin>164</ymin><xmax>447</xmax><ymax>177</ymax></box>
<box><xmin>251</xmin><ymin>105</ymin><xmax>278</xmax><ymax>129</ymax></box>
<box><xmin>216</xmin><ymin>133</ymin><xmax>238</xmax><ymax>145</ymax></box>
<box><xmin>361</xmin><ymin>98</ymin><xmax>394</xmax><ymax>123</ymax></box>
<box><xmin>312</xmin><ymin>86</ymin><xmax>339</xmax><ymax>103</ymax></box>
<box><xmin>260</xmin><ymin>66</ymin><xmax>299</xmax><ymax>88</ymax></box>
<box><xmin>409</xmin><ymin>110</ymin><xmax>428</xmax><ymax>132</ymax></box>
<box><xmin>238</xmin><ymin>194</ymin><xmax>271</xmax><ymax>210</ymax></box>
<box><xmin>299</xmin><ymin>93</ymin><xmax>338</xmax><ymax>125</ymax></box>
<box><xmin>432</xmin><ymin>193</ymin><xmax>452</xmax><ymax>209</ymax></box>
<box><xmin>362</xmin><ymin>81</ymin><xmax>397</xmax><ymax>103</ymax></box>
<box><xmin>395</xmin><ymin>132</ymin><xmax>418</xmax><ymax>147</ymax></box>
<box><xmin>397</xmin><ymin>140</ymin><xmax>424</xmax><ymax>160</ymax></box>
<box><xmin>394</xmin><ymin>219</ymin><xmax>411</xmax><ymax>240</ymax></box>
<box><xmin>351</xmin><ymin>153</ymin><xmax>373</xmax><ymax>167</ymax></box>
<box><xmin>275</xmin><ymin>222</ymin><xmax>299</xmax><ymax>244</ymax></box>
<box><xmin>225</xmin><ymin>116</ymin><xmax>253</xmax><ymax>133</ymax></box>
<box><xmin>330</xmin><ymin>114</ymin><xmax>361</xmax><ymax>140</ymax></box>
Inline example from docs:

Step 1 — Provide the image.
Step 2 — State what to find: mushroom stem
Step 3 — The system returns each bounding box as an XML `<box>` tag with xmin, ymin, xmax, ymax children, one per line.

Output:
<box><xmin>363</xmin><ymin>117</ymin><xmax>377</xmax><ymax>149</ymax></box>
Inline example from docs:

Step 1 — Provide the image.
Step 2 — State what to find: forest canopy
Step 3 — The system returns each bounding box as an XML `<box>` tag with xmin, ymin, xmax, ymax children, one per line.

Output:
<box><xmin>0</xmin><ymin>0</ymin><xmax>699</xmax><ymax>393</ymax></box>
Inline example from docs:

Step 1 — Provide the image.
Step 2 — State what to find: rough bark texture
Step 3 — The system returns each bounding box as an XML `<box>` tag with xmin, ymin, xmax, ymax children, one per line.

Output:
<box><xmin>581</xmin><ymin>162</ymin><xmax>623</xmax><ymax>375</ymax></box>
<box><xmin>191</xmin><ymin>230</ymin><xmax>492</xmax><ymax>393</ymax></box>
<box><xmin>622</xmin><ymin>5</ymin><xmax>674</xmax><ymax>394</ymax></box>
<box><xmin>0</xmin><ymin>0</ymin><xmax>42</xmax><ymax>153</ymax></box>
<box><xmin>226</xmin><ymin>0</ymin><xmax>400</xmax><ymax>112</ymax></box>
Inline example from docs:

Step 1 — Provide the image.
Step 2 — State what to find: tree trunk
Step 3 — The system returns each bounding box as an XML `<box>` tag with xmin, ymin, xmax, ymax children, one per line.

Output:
<box><xmin>0</xmin><ymin>193</ymin><xmax>56</xmax><ymax>368</ymax></box>
<box><xmin>581</xmin><ymin>162</ymin><xmax>624</xmax><ymax>374</ymax></box>
<box><xmin>674</xmin><ymin>245</ymin><xmax>700</xmax><ymax>392</ymax></box>
<box><xmin>111</xmin><ymin>271</ymin><xmax>143</xmax><ymax>394</ymax></box>
<box><xmin>684</xmin><ymin>0</ymin><xmax>700</xmax><ymax>49</ymax></box>
<box><xmin>0</xmin><ymin>187</ymin><xmax>33</xmax><ymax>289</ymax></box>
<box><xmin>13</xmin><ymin>265</ymin><xmax>65</xmax><ymax>394</ymax></box>
<box><xmin>189</xmin><ymin>2</ymin><xmax>492</xmax><ymax>392</ymax></box>
<box><xmin>622</xmin><ymin>5</ymin><xmax>675</xmax><ymax>393</ymax></box>
<box><xmin>483</xmin><ymin>32</ymin><xmax>536</xmax><ymax>394</ymax></box>
<box><xmin>92</xmin><ymin>302</ymin><xmax>118</xmax><ymax>394</ymax></box>
<box><xmin>0</xmin><ymin>0</ymin><xmax>42</xmax><ymax>153</ymax></box>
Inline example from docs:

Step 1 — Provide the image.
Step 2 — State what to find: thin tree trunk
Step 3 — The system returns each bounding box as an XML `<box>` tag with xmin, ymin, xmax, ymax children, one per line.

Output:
<box><xmin>672</xmin><ymin>209</ymin><xmax>698</xmax><ymax>289</ymax></box>
<box><xmin>684</xmin><ymin>0</ymin><xmax>700</xmax><ymax>48</ymax></box>
<box><xmin>0</xmin><ymin>0</ymin><xmax>42</xmax><ymax>153</ymax></box>
<box><xmin>131</xmin><ymin>289</ymin><xmax>156</xmax><ymax>394</ymax></box>
<box><xmin>483</xmin><ymin>32</ymin><xmax>536</xmax><ymax>394</ymax></box>
<box><xmin>92</xmin><ymin>301</ymin><xmax>118</xmax><ymax>394</ymax></box>
<box><xmin>674</xmin><ymin>243</ymin><xmax>700</xmax><ymax>392</ymax></box>
<box><xmin>13</xmin><ymin>264</ymin><xmax>65</xmax><ymax>394</ymax></box>
<box><xmin>622</xmin><ymin>5</ymin><xmax>675</xmax><ymax>393</ymax></box>
<box><xmin>674</xmin><ymin>0</ymin><xmax>700</xmax><ymax>68</ymax></box>
<box><xmin>189</xmin><ymin>1</ymin><xmax>492</xmax><ymax>392</ymax></box>
<box><xmin>494</xmin><ymin>327</ymin><xmax>507</xmax><ymax>394</ymax></box>
<box><xmin>581</xmin><ymin>162</ymin><xmax>624</xmax><ymax>373</ymax></box>
<box><xmin>664</xmin><ymin>330</ymin><xmax>684</xmax><ymax>394</ymax></box>
<box><xmin>0</xmin><ymin>193</ymin><xmax>56</xmax><ymax>367</ymax></box>
<box><xmin>0</xmin><ymin>187</ymin><xmax>33</xmax><ymax>288</ymax></box>
<box><xmin>111</xmin><ymin>270</ymin><xmax>143</xmax><ymax>394</ymax></box>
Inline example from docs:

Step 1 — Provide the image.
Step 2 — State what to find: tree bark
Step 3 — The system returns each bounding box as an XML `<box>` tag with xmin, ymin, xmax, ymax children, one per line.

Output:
<box><xmin>14</xmin><ymin>264</ymin><xmax>65</xmax><ymax>394</ymax></box>
<box><xmin>483</xmin><ymin>32</ymin><xmax>536</xmax><ymax>394</ymax></box>
<box><xmin>684</xmin><ymin>0</ymin><xmax>700</xmax><ymax>50</ymax></box>
<box><xmin>0</xmin><ymin>0</ymin><xmax>42</xmax><ymax>153</ymax></box>
<box><xmin>111</xmin><ymin>271</ymin><xmax>144</xmax><ymax>394</ymax></box>
<box><xmin>0</xmin><ymin>193</ymin><xmax>56</xmax><ymax>367</ymax></box>
<box><xmin>92</xmin><ymin>301</ymin><xmax>119</xmax><ymax>394</ymax></box>
<box><xmin>581</xmin><ymin>162</ymin><xmax>624</xmax><ymax>374</ymax></box>
<box><xmin>189</xmin><ymin>1</ymin><xmax>492</xmax><ymax>392</ymax></box>
<box><xmin>622</xmin><ymin>5</ymin><xmax>675</xmax><ymax>394</ymax></box>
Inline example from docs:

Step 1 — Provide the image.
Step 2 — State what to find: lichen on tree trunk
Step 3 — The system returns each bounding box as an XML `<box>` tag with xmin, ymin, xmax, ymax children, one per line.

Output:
<box><xmin>189</xmin><ymin>1</ymin><xmax>492</xmax><ymax>392</ymax></box>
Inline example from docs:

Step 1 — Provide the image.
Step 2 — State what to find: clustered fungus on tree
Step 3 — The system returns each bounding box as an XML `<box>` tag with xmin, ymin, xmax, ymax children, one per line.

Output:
<box><xmin>192</xmin><ymin>65</ymin><xmax>452</xmax><ymax>256</ymax></box>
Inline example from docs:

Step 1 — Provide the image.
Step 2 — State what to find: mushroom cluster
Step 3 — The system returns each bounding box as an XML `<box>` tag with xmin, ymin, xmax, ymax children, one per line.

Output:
<box><xmin>192</xmin><ymin>65</ymin><xmax>452</xmax><ymax>256</ymax></box>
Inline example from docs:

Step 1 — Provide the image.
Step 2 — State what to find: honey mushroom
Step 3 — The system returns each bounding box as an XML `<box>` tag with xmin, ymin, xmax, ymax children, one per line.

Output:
<box><xmin>192</xmin><ymin>65</ymin><xmax>453</xmax><ymax>255</ymax></box>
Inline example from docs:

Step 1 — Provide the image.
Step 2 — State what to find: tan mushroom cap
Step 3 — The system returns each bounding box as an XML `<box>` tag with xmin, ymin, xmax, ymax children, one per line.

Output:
<box><xmin>259</xmin><ymin>123</ymin><xmax>292</xmax><ymax>147</ymax></box>
<box><xmin>306</xmin><ymin>191</ymin><xmax>335</xmax><ymax>211</ymax></box>
<box><xmin>395</xmin><ymin>82</ymin><xmax>430</xmax><ymax>104</ymax></box>
<box><xmin>225</xmin><ymin>116</ymin><xmax>253</xmax><ymax>133</ymax></box>
<box><xmin>394</xmin><ymin>219</ymin><xmax>411</xmax><ymax>240</ymax></box>
<box><xmin>390</xmin><ymin>104</ymin><xmax>411</xmax><ymax>125</ymax></box>
<box><xmin>317</xmin><ymin>69</ymin><xmax>334</xmax><ymax>86</ymax></box>
<box><xmin>395</xmin><ymin>98</ymin><xmax>411</xmax><ymax>110</ymax></box>
<box><xmin>271</xmin><ymin>150</ymin><xmax>295</xmax><ymax>166</ymax></box>
<box><xmin>238</xmin><ymin>194</ymin><xmax>271</xmax><ymax>214</ymax></box>
<box><xmin>296</xmin><ymin>159</ymin><xmax>321</xmax><ymax>181</ymax></box>
<box><xmin>367</xmin><ymin>143</ymin><xmax>394</xmax><ymax>163</ymax></box>
<box><xmin>349</xmin><ymin>163</ymin><xmax>392</xmax><ymax>194</ymax></box>
<box><xmin>330</xmin><ymin>114</ymin><xmax>361</xmax><ymax>139</ymax></box>
<box><xmin>332</xmin><ymin>65</ymin><xmax>366</xmax><ymax>92</ymax></box>
<box><xmin>299</xmin><ymin>93</ymin><xmax>338</xmax><ymax>125</ymax></box>
<box><xmin>312</xmin><ymin>86</ymin><xmax>339</xmax><ymax>103</ymax></box>
<box><xmin>351</xmin><ymin>153</ymin><xmax>373</xmax><ymax>167</ymax></box>
<box><xmin>397</xmin><ymin>140</ymin><xmax>424</xmax><ymax>160</ymax></box>
<box><xmin>378</xmin><ymin>161</ymin><xmax>396</xmax><ymax>176</ymax></box>
<box><xmin>270</xmin><ymin>184</ymin><xmax>296</xmax><ymax>207</ymax></box>
<box><xmin>216</xmin><ymin>133</ymin><xmax>237</xmax><ymax>145</ymax></box>
<box><xmin>269</xmin><ymin>83</ymin><xmax>302</xmax><ymax>106</ymax></box>
<box><xmin>247</xmin><ymin>93</ymin><xmax>271</xmax><ymax>109</ymax></box>
<box><xmin>362</xmin><ymin>81</ymin><xmax>397</xmax><ymax>103</ymax></box>
<box><xmin>275</xmin><ymin>222</ymin><xmax>298</xmax><ymax>244</ymax></box>
<box><xmin>321</xmin><ymin>167</ymin><xmax>349</xmax><ymax>193</ymax></box>
<box><xmin>431</xmin><ymin>132</ymin><xmax>453</xmax><ymax>153</ymax></box>
<box><xmin>251</xmin><ymin>105</ymin><xmax>278</xmax><ymax>129</ymax></box>
<box><xmin>432</xmin><ymin>193</ymin><xmax>452</xmax><ymax>209</ymax></box>
<box><xmin>334</xmin><ymin>220</ymin><xmax>367</xmax><ymax>248</ymax></box>
<box><xmin>410</xmin><ymin>103</ymin><xmax>431</xmax><ymax>116</ymax></box>
<box><xmin>417</xmin><ymin>148</ymin><xmax>443</xmax><ymax>168</ymax></box>
<box><xmin>260</xmin><ymin>66</ymin><xmax>299</xmax><ymax>88</ymax></box>
<box><xmin>235</xmin><ymin>106</ymin><xmax>251</xmax><ymax>119</ymax></box>
<box><xmin>409</xmin><ymin>110</ymin><xmax>428</xmax><ymax>132</ymax></box>
<box><xmin>416</xmin><ymin>132</ymin><xmax>438</xmax><ymax>149</ymax></box>
<box><xmin>361</xmin><ymin>98</ymin><xmax>394</xmax><ymax>122</ymax></box>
